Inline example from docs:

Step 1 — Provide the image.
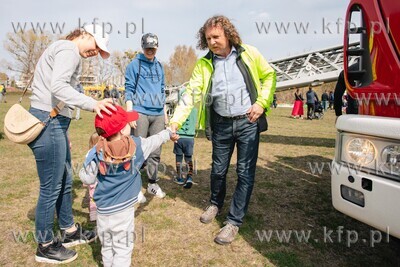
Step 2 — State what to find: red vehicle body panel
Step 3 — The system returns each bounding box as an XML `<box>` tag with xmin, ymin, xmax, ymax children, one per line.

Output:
<box><xmin>344</xmin><ymin>0</ymin><xmax>400</xmax><ymax>117</ymax></box>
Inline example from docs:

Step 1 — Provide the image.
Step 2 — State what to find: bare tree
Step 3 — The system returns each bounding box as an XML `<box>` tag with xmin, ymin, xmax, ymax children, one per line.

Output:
<box><xmin>165</xmin><ymin>45</ymin><xmax>197</xmax><ymax>85</ymax></box>
<box><xmin>96</xmin><ymin>57</ymin><xmax>114</xmax><ymax>85</ymax></box>
<box><xmin>163</xmin><ymin>61</ymin><xmax>173</xmax><ymax>85</ymax></box>
<box><xmin>4</xmin><ymin>30</ymin><xmax>53</xmax><ymax>80</ymax></box>
<box><xmin>110</xmin><ymin>50</ymin><xmax>139</xmax><ymax>86</ymax></box>
<box><xmin>81</xmin><ymin>56</ymin><xmax>115</xmax><ymax>86</ymax></box>
<box><xmin>112</xmin><ymin>50</ymin><xmax>138</xmax><ymax>75</ymax></box>
<box><xmin>0</xmin><ymin>72</ymin><xmax>8</xmax><ymax>82</ymax></box>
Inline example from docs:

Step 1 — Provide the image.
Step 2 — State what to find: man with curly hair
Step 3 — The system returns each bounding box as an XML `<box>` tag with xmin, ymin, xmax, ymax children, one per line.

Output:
<box><xmin>170</xmin><ymin>15</ymin><xmax>276</xmax><ymax>245</ymax></box>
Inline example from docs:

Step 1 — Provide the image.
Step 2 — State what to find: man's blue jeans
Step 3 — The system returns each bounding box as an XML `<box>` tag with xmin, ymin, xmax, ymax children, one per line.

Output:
<box><xmin>28</xmin><ymin>107</ymin><xmax>74</xmax><ymax>244</ymax></box>
<box><xmin>210</xmin><ymin>114</ymin><xmax>260</xmax><ymax>226</ymax></box>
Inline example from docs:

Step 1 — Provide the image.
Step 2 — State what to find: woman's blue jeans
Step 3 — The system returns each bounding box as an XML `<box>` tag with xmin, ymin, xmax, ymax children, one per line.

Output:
<box><xmin>28</xmin><ymin>107</ymin><xmax>74</xmax><ymax>244</ymax></box>
<box><xmin>210</xmin><ymin>114</ymin><xmax>260</xmax><ymax>226</ymax></box>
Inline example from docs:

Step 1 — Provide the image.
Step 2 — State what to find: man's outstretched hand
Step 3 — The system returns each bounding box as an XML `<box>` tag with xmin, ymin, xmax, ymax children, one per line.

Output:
<box><xmin>168</xmin><ymin>124</ymin><xmax>180</xmax><ymax>142</ymax></box>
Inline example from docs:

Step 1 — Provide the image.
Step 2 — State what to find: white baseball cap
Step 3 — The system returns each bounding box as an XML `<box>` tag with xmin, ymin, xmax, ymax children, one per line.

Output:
<box><xmin>82</xmin><ymin>24</ymin><xmax>110</xmax><ymax>59</ymax></box>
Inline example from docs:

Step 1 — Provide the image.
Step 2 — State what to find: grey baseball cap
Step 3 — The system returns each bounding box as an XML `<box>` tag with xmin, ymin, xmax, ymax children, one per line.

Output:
<box><xmin>141</xmin><ymin>33</ymin><xmax>159</xmax><ymax>49</ymax></box>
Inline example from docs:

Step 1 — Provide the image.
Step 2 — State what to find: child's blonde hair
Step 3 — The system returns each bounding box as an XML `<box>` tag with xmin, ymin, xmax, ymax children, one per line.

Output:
<box><xmin>89</xmin><ymin>132</ymin><xmax>100</xmax><ymax>148</ymax></box>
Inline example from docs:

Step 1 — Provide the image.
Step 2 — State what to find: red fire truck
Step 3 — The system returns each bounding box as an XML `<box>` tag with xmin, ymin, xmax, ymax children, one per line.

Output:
<box><xmin>332</xmin><ymin>0</ymin><xmax>400</xmax><ymax>238</ymax></box>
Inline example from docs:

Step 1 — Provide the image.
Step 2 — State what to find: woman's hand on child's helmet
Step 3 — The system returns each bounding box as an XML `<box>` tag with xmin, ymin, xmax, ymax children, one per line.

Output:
<box><xmin>94</xmin><ymin>98</ymin><xmax>117</xmax><ymax>118</ymax></box>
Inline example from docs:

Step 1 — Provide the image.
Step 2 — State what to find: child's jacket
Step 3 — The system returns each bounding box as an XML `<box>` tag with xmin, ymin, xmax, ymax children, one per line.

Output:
<box><xmin>80</xmin><ymin>130</ymin><xmax>171</xmax><ymax>215</ymax></box>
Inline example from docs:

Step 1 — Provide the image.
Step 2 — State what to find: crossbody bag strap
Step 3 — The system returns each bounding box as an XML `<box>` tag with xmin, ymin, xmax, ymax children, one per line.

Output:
<box><xmin>19</xmin><ymin>75</ymin><xmax>65</xmax><ymax>118</ymax></box>
<box><xmin>18</xmin><ymin>75</ymin><xmax>34</xmax><ymax>103</ymax></box>
<box><xmin>49</xmin><ymin>102</ymin><xmax>66</xmax><ymax>118</ymax></box>
<box><xmin>134</xmin><ymin>59</ymin><xmax>141</xmax><ymax>92</ymax></box>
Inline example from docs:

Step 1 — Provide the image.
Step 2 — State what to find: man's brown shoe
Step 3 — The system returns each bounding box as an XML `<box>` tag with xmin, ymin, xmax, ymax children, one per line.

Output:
<box><xmin>214</xmin><ymin>222</ymin><xmax>239</xmax><ymax>245</ymax></box>
<box><xmin>200</xmin><ymin>205</ymin><xmax>219</xmax><ymax>224</ymax></box>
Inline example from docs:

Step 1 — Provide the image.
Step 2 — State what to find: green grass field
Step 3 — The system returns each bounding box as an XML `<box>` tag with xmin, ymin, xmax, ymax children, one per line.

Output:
<box><xmin>1</xmin><ymin>93</ymin><xmax>399</xmax><ymax>266</ymax></box>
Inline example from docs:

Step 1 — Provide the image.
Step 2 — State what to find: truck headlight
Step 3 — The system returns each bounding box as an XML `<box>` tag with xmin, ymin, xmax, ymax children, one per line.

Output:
<box><xmin>381</xmin><ymin>145</ymin><xmax>400</xmax><ymax>175</ymax></box>
<box><xmin>347</xmin><ymin>138</ymin><xmax>376</xmax><ymax>165</ymax></box>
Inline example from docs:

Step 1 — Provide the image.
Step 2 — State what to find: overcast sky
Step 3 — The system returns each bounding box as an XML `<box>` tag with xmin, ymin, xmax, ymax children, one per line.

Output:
<box><xmin>0</xmin><ymin>0</ymin><xmax>349</xmax><ymax>73</ymax></box>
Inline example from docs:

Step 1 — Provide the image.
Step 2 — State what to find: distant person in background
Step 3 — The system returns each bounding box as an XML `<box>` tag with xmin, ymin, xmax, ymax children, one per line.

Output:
<box><xmin>110</xmin><ymin>85</ymin><xmax>120</xmax><ymax>100</ymax></box>
<box><xmin>328</xmin><ymin>90</ymin><xmax>334</xmax><ymax>110</ymax></box>
<box><xmin>321</xmin><ymin>90</ymin><xmax>329</xmax><ymax>111</ymax></box>
<box><xmin>306</xmin><ymin>86</ymin><xmax>318</xmax><ymax>120</ymax></box>
<box><xmin>272</xmin><ymin>93</ymin><xmax>277</xmax><ymax>108</ymax></box>
<box><xmin>291</xmin><ymin>87</ymin><xmax>304</xmax><ymax>119</ymax></box>
<box><xmin>0</xmin><ymin>84</ymin><xmax>7</xmax><ymax>103</ymax></box>
<box><xmin>334</xmin><ymin>65</ymin><xmax>359</xmax><ymax>117</ymax></box>
<box><xmin>0</xmin><ymin>84</ymin><xmax>4</xmax><ymax>103</ymax></box>
<box><xmin>103</xmin><ymin>85</ymin><xmax>111</xmax><ymax>99</ymax></box>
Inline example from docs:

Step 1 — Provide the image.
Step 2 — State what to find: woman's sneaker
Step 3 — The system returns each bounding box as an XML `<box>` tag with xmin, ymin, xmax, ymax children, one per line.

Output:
<box><xmin>183</xmin><ymin>176</ymin><xmax>193</xmax><ymax>189</ymax></box>
<box><xmin>61</xmin><ymin>223</ymin><xmax>97</xmax><ymax>248</ymax></box>
<box><xmin>35</xmin><ymin>238</ymin><xmax>77</xmax><ymax>264</ymax></box>
<box><xmin>147</xmin><ymin>183</ymin><xmax>166</xmax><ymax>198</ymax></box>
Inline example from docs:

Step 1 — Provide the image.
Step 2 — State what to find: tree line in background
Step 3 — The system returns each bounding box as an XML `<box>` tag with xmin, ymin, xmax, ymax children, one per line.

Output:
<box><xmin>2</xmin><ymin>30</ymin><xmax>197</xmax><ymax>87</ymax></box>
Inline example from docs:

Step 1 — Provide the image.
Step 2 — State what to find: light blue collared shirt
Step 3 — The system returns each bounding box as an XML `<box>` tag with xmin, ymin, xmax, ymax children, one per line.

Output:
<box><xmin>211</xmin><ymin>46</ymin><xmax>251</xmax><ymax>117</ymax></box>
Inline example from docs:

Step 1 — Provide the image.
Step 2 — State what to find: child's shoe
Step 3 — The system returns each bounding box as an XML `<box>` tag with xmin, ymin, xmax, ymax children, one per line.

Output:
<box><xmin>173</xmin><ymin>176</ymin><xmax>185</xmax><ymax>185</ymax></box>
<box><xmin>138</xmin><ymin>191</ymin><xmax>147</xmax><ymax>204</ymax></box>
<box><xmin>147</xmin><ymin>183</ymin><xmax>166</xmax><ymax>198</ymax></box>
<box><xmin>183</xmin><ymin>176</ymin><xmax>193</xmax><ymax>189</ymax></box>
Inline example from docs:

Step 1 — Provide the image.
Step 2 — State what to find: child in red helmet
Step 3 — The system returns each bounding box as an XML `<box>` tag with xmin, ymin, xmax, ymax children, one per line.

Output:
<box><xmin>79</xmin><ymin>105</ymin><xmax>178</xmax><ymax>266</ymax></box>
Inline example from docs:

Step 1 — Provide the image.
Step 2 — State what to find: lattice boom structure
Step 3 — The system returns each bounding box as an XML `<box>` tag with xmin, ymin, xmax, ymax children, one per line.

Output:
<box><xmin>270</xmin><ymin>42</ymin><xmax>359</xmax><ymax>90</ymax></box>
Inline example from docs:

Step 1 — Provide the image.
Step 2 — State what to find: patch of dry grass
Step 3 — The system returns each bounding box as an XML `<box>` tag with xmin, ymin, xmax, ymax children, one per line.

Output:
<box><xmin>1</xmin><ymin>93</ymin><xmax>399</xmax><ymax>266</ymax></box>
